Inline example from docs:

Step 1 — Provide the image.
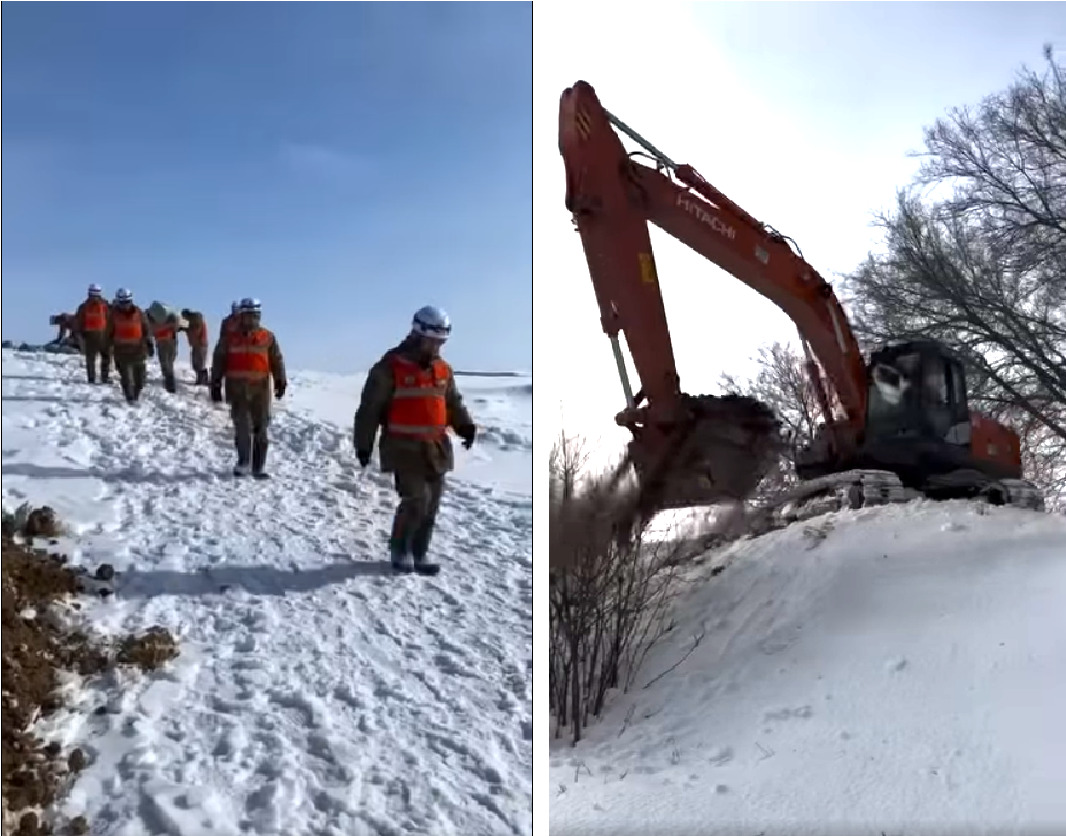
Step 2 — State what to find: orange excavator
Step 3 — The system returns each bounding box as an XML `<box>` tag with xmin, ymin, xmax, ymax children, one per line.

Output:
<box><xmin>559</xmin><ymin>80</ymin><xmax>1045</xmax><ymax>521</ymax></box>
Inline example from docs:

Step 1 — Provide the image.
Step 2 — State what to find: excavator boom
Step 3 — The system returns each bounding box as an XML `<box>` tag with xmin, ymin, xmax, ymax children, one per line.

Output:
<box><xmin>560</xmin><ymin>80</ymin><xmax>867</xmax><ymax>509</ymax></box>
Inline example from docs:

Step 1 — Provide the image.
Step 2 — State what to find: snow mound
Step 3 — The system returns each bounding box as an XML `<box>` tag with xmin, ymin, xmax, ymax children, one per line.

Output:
<box><xmin>2</xmin><ymin>349</ymin><xmax>532</xmax><ymax>836</ymax></box>
<box><xmin>551</xmin><ymin>500</ymin><xmax>1066</xmax><ymax>835</ymax></box>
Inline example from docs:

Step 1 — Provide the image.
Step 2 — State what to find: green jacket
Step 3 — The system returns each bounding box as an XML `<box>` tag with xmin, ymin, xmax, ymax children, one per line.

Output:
<box><xmin>353</xmin><ymin>336</ymin><xmax>474</xmax><ymax>476</ymax></box>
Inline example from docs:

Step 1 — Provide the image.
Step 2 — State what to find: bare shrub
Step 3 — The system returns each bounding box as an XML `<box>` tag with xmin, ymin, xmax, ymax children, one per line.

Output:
<box><xmin>549</xmin><ymin>429</ymin><xmax>698</xmax><ymax>744</ymax></box>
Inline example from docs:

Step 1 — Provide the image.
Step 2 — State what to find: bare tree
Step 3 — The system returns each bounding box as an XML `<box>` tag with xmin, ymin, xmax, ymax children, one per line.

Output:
<box><xmin>549</xmin><ymin>429</ymin><xmax>591</xmax><ymax>505</ymax></box>
<box><xmin>842</xmin><ymin>50</ymin><xmax>1066</xmax><ymax>508</ymax></box>
<box><xmin>717</xmin><ymin>341</ymin><xmax>818</xmax><ymax>500</ymax></box>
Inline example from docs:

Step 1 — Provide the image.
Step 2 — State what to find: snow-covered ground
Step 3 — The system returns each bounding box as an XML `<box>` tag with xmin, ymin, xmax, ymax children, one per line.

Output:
<box><xmin>551</xmin><ymin>500</ymin><xmax>1066</xmax><ymax>836</ymax></box>
<box><xmin>1</xmin><ymin>348</ymin><xmax>532</xmax><ymax>836</ymax></box>
<box><xmin>289</xmin><ymin>369</ymin><xmax>532</xmax><ymax>498</ymax></box>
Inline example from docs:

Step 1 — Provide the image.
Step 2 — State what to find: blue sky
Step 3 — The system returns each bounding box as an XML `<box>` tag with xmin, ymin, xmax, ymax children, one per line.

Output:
<box><xmin>2</xmin><ymin>1</ymin><xmax>532</xmax><ymax>373</ymax></box>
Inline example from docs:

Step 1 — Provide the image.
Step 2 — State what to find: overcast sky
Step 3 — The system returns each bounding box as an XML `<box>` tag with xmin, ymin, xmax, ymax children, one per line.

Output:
<box><xmin>535</xmin><ymin>1</ymin><xmax>1062</xmax><ymax>457</ymax></box>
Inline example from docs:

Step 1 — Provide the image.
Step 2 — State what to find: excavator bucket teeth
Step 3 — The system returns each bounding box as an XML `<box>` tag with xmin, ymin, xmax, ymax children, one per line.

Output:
<box><xmin>630</xmin><ymin>394</ymin><xmax>785</xmax><ymax>516</ymax></box>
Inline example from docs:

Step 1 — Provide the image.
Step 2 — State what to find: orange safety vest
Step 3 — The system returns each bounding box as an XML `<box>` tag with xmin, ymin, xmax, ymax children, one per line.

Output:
<box><xmin>153</xmin><ymin>321</ymin><xmax>177</xmax><ymax>341</ymax></box>
<box><xmin>81</xmin><ymin>299</ymin><xmax>108</xmax><ymax>333</ymax></box>
<box><xmin>224</xmin><ymin>328</ymin><xmax>273</xmax><ymax>380</ymax></box>
<box><xmin>386</xmin><ymin>355</ymin><xmax>450</xmax><ymax>440</ymax></box>
<box><xmin>112</xmin><ymin>308</ymin><xmax>143</xmax><ymax>345</ymax></box>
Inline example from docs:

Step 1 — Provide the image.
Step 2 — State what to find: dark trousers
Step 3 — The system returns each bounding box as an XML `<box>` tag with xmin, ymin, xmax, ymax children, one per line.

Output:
<box><xmin>390</xmin><ymin>469</ymin><xmax>445</xmax><ymax>559</ymax></box>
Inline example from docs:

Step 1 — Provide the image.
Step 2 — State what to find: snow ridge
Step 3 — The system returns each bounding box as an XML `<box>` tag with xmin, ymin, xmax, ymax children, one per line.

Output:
<box><xmin>551</xmin><ymin>500</ymin><xmax>1066</xmax><ymax>835</ymax></box>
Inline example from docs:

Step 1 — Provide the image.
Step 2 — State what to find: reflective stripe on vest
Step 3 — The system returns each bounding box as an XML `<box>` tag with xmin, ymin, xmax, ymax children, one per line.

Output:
<box><xmin>112</xmin><ymin>309</ymin><xmax>143</xmax><ymax>344</ymax></box>
<box><xmin>225</xmin><ymin>328</ymin><xmax>272</xmax><ymax>380</ymax></box>
<box><xmin>385</xmin><ymin>356</ymin><xmax>449</xmax><ymax>440</ymax></box>
<box><xmin>82</xmin><ymin>300</ymin><xmax>108</xmax><ymax>333</ymax></box>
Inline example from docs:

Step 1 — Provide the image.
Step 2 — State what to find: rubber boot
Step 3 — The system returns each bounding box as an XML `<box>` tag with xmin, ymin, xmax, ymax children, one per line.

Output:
<box><xmin>391</xmin><ymin>546</ymin><xmax>414</xmax><ymax>573</ymax></box>
<box><xmin>388</xmin><ymin>522</ymin><xmax>414</xmax><ymax>572</ymax></box>
<box><xmin>195</xmin><ymin>369</ymin><xmax>209</xmax><ymax>386</ymax></box>
<box><xmin>164</xmin><ymin>374</ymin><xmax>177</xmax><ymax>394</ymax></box>
<box><xmin>252</xmin><ymin>438</ymin><xmax>270</xmax><ymax>479</ymax></box>
<box><xmin>412</xmin><ymin>552</ymin><xmax>440</xmax><ymax>574</ymax></box>
<box><xmin>233</xmin><ymin>437</ymin><xmax>252</xmax><ymax>477</ymax></box>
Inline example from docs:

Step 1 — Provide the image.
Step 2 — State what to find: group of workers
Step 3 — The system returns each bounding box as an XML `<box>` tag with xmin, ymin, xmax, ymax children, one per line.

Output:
<box><xmin>66</xmin><ymin>284</ymin><xmax>213</xmax><ymax>396</ymax></box>
<box><xmin>60</xmin><ymin>284</ymin><xmax>477</xmax><ymax>573</ymax></box>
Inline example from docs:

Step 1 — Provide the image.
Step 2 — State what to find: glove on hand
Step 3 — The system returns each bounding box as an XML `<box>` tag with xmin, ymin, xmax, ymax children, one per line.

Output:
<box><xmin>458</xmin><ymin>424</ymin><xmax>476</xmax><ymax>450</ymax></box>
<box><xmin>146</xmin><ymin>342</ymin><xmax>155</xmax><ymax>358</ymax></box>
<box><xmin>275</xmin><ymin>381</ymin><xmax>287</xmax><ymax>400</ymax></box>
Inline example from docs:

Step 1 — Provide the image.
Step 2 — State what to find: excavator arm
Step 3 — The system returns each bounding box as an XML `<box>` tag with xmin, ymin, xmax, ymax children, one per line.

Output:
<box><xmin>560</xmin><ymin>80</ymin><xmax>869</xmax><ymax>509</ymax></box>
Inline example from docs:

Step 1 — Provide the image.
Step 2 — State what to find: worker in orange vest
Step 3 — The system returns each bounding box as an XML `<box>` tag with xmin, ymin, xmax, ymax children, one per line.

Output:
<box><xmin>209</xmin><ymin>298</ymin><xmax>287</xmax><ymax>478</ymax></box>
<box><xmin>352</xmin><ymin>305</ymin><xmax>477</xmax><ymax>574</ymax></box>
<box><xmin>73</xmin><ymin>284</ymin><xmax>112</xmax><ymax>383</ymax></box>
<box><xmin>180</xmin><ymin>308</ymin><xmax>211</xmax><ymax>386</ymax></box>
<box><xmin>105</xmin><ymin>288</ymin><xmax>154</xmax><ymax>403</ymax></box>
<box><xmin>147</xmin><ymin>309</ymin><xmax>181</xmax><ymax>393</ymax></box>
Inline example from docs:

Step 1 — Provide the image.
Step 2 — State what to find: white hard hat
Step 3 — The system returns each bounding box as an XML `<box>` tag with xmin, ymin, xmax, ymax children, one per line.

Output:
<box><xmin>87</xmin><ymin>283</ymin><xmax>103</xmax><ymax>297</ymax></box>
<box><xmin>411</xmin><ymin>305</ymin><xmax>451</xmax><ymax>341</ymax></box>
<box><xmin>114</xmin><ymin>288</ymin><xmax>133</xmax><ymax>303</ymax></box>
<box><xmin>239</xmin><ymin>297</ymin><xmax>261</xmax><ymax>314</ymax></box>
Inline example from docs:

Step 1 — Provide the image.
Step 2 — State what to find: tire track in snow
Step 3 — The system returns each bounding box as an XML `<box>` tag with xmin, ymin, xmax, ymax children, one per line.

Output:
<box><xmin>2</xmin><ymin>353</ymin><xmax>532</xmax><ymax>836</ymax></box>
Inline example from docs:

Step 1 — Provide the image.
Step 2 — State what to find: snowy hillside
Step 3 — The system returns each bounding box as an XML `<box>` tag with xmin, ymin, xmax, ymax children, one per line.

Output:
<box><xmin>1</xmin><ymin>349</ymin><xmax>532</xmax><ymax>836</ymax></box>
<box><xmin>551</xmin><ymin>500</ymin><xmax>1066</xmax><ymax>835</ymax></box>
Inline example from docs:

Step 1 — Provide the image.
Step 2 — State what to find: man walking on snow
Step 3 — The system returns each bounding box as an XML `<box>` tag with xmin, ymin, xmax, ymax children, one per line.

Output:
<box><xmin>353</xmin><ymin>305</ymin><xmax>477</xmax><ymax>575</ymax></box>
<box><xmin>181</xmin><ymin>308</ymin><xmax>211</xmax><ymax>386</ymax></box>
<box><xmin>73</xmin><ymin>284</ymin><xmax>111</xmax><ymax>383</ymax></box>
<box><xmin>210</xmin><ymin>297</ymin><xmax>287</xmax><ymax>478</ymax></box>
<box><xmin>106</xmin><ymin>288</ymin><xmax>154</xmax><ymax>403</ymax></box>
<box><xmin>148</xmin><ymin>308</ymin><xmax>182</xmax><ymax>393</ymax></box>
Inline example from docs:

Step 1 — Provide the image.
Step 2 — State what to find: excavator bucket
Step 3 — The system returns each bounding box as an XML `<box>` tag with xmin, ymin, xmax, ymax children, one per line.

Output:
<box><xmin>625</xmin><ymin>394</ymin><xmax>785</xmax><ymax>517</ymax></box>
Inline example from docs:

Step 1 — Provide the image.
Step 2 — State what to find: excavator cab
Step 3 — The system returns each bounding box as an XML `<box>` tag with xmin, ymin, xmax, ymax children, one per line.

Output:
<box><xmin>858</xmin><ymin>339</ymin><xmax>1021</xmax><ymax>489</ymax></box>
<box><xmin>864</xmin><ymin>340</ymin><xmax>971</xmax><ymax>448</ymax></box>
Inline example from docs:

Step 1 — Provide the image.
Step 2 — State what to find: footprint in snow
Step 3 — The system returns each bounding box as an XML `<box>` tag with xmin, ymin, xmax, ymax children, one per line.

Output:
<box><xmin>763</xmin><ymin>705</ymin><xmax>813</xmax><ymax>722</ymax></box>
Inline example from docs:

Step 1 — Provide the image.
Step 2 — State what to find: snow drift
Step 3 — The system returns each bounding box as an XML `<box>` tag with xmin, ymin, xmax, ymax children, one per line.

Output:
<box><xmin>550</xmin><ymin>499</ymin><xmax>1066</xmax><ymax>836</ymax></box>
<box><xmin>1</xmin><ymin>349</ymin><xmax>532</xmax><ymax>836</ymax></box>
